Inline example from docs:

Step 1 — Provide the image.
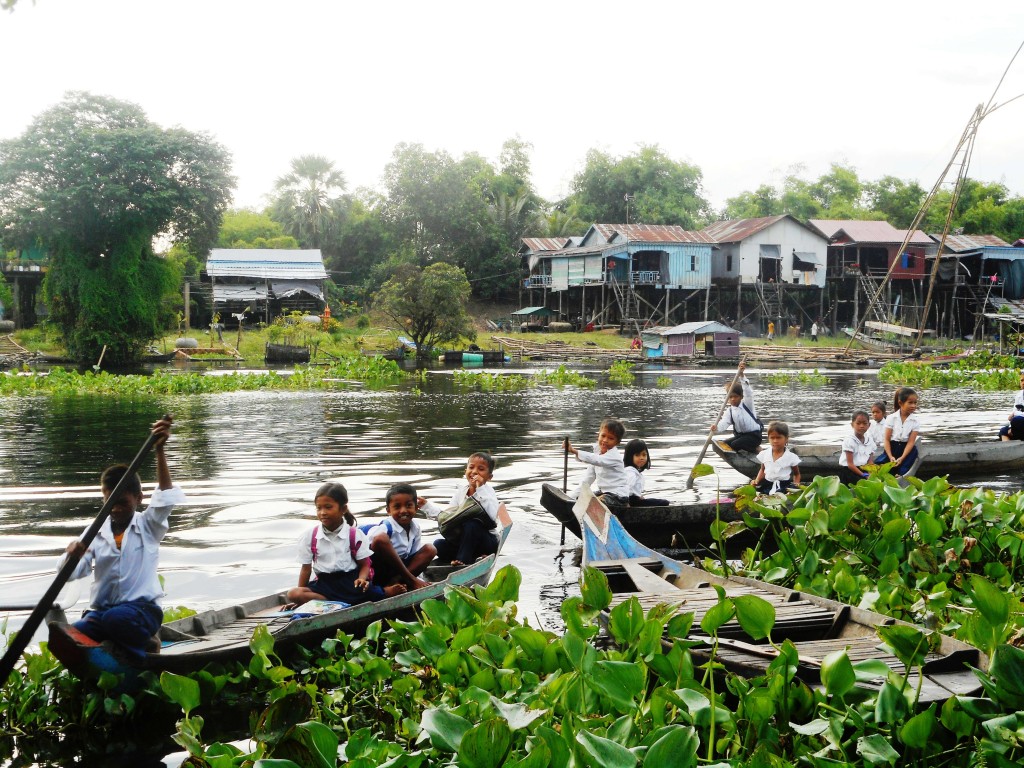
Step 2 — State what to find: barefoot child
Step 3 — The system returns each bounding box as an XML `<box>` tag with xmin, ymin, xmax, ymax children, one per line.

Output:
<box><xmin>364</xmin><ymin>483</ymin><xmax>437</xmax><ymax>590</ymax></box>
<box><xmin>59</xmin><ymin>416</ymin><xmax>186</xmax><ymax>658</ymax></box>
<box><xmin>565</xmin><ymin>418</ymin><xmax>631</xmax><ymax>504</ymax></box>
<box><xmin>422</xmin><ymin>452</ymin><xmax>500</xmax><ymax>566</ymax></box>
<box><xmin>287</xmin><ymin>483</ymin><xmax>405</xmax><ymax>607</ymax></box>
<box><xmin>751</xmin><ymin>421</ymin><xmax>801</xmax><ymax>494</ymax></box>
<box><xmin>841</xmin><ymin>410</ymin><xmax>877</xmax><ymax>480</ymax></box>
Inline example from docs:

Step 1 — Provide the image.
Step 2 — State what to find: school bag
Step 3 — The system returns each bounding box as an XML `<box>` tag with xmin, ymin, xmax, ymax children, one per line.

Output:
<box><xmin>740</xmin><ymin>403</ymin><xmax>765</xmax><ymax>439</ymax></box>
<box><xmin>437</xmin><ymin>496</ymin><xmax>496</xmax><ymax>538</ymax></box>
<box><xmin>310</xmin><ymin>524</ymin><xmax>374</xmax><ymax>580</ymax></box>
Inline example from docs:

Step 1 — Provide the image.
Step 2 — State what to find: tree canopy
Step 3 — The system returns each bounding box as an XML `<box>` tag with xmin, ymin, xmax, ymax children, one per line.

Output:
<box><xmin>372</xmin><ymin>262</ymin><xmax>474</xmax><ymax>356</ymax></box>
<box><xmin>0</xmin><ymin>91</ymin><xmax>234</xmax><ymax>363</ymax></box>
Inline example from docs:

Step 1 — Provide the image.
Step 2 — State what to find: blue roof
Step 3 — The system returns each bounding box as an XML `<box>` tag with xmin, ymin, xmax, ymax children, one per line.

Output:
<box><xmin>206</xmin><ymin>249</ymin><xmax>327</xmax><ymax>280</ymax></box>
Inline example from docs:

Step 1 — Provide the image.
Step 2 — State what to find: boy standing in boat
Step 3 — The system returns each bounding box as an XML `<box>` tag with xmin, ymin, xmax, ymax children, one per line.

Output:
<box><xmin>58</xmin><ymin>417</ymin><xmax>187</xmax><ymax>658</ymax></box>
<box><xmin>565</xmin><ymin>418</ymin><xmax>631</xmax><ymax>504</ymax></box>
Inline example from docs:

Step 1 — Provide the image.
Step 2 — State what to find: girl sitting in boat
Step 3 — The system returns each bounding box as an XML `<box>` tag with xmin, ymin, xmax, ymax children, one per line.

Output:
<box><xmin>867</xmin><ymin>401</ymin><xmax>886</xmax><ymax>446</ymax></box>
<box><xmin>421</xmin><ymin>452</ymin><xmax>500</xmax><ymax>566</ymax></box>
<box><xmin>875</xmin><ymin>387</ymin><xmax>920</xmax><ymax>477</ymax></box>
<box><xmin>287</xmin><ymin>483</ymin><xmax>405</xmax><ymax>608</ymax></box>
<box><xmin>841</xmin><ymin>410</ymin><xmax>877</xmax><ymax>480</ymax></box>
<box><xmin>751</xmin><ymin>421</ymin><xmax>801</xmax><ymax>495</ymax></box>
<box><xmin>622</xmin><ymin>438</ymin><xmax>669</xmax><ymax>506</ymax></box>
<box><xmin>998</xmin><ymin>372</ymin><xmax>1024</xmax><ymax>441</ymax></box>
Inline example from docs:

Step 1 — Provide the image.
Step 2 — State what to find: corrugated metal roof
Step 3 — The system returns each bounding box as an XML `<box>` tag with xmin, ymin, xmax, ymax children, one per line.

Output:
<box><xmin>592</xmin><ymin>223</ymin><xmax>714</xmax><ymax>244</ymax></box>
<box><xmin>206</xmin><ymin>249</ymin><xmax>327</xmax><ymax>279</ymax></box>
<box><xmin>700</xmin><ymin>215</ymin><xmax>789</xmax><ymax>243</ymax></box>
<box><xmin>658</xmin><ymin>321</ymin><xmax>738</xmax><ymax>336</ymax></box>
<box><xmin>808</xmin><ymin>219</ymin><xmax>931</xmax><ymax>246</ymax></box>
<box><xmin>520</xmin><ymin>237</ymin><xmax>570</xmax><ymax>252</ymax></box>
<box><xmin>936</xmin><ymin>233</ymin><xmax>1010</xmax><ymax>252</ymax></box>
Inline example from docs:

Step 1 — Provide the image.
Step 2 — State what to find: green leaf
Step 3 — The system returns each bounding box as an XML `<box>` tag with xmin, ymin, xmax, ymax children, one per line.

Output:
<box><xmin>988</xmin><ymin>644</ymin><xmax>1024</xmax><ymax>709</ymax></box>
<box><xmin>643</xmin><ymin>725</ymin><xmax>698</xmax><ymax>768</ymax></box>
<box><xmin>881</xmin><ymin>517</ymin><xmax>912</xmax><ymax>543</ymax></box>
<box><xmin>608</xmin><ymin>597</ymin><xmax>644</xmax><ymax>645</ymax></box>
<box><xmin>160</xmin><ymin>672</ymin><xmax>200</xmax><ymax>716</ymax></box>
<box><xmin>480</xmin><ymin>564</ymin><xmax>521</xmax><ymax>603</ymax></box>
<box><xmin>914</xmin><ymin>512</ymin><xmax>943</xmax><ymax>544</ymax></box>
<box><xmin>820</xmin><ymin>650</ymin><xmax>856</xmax><ymax>700</ymax></box>
<box><xmin>733</xmin><ymin>594</ymin><xmax>775</xmax><ymax>640</ymax></box>
<box><xmin>580</xmin><ymin>566</ymin><xmax>613</xmax><ymax>611</ymax></box>
<box><xmin>508</xmin><ymin>740</ymin><xmax>551</xmax><ymax>768</ymax></box>
<box><xmin>421</xmin><ymin>708</ymin><xmax>473</xmax><ymax>753</ymax></box>
<box><xmin>457</xmin><ymin>718</ymin><xmax>512</xmax><ymax>768</ymax></box>
<box><xmin>874</xmin><ymin>680</ymin><xmax>908</xmax><ymax>725</ymax></box>
<box><xmin>588</xmin><ymin>661</ymin><xmax>645</xmax><ymax>712</ymax></box>
<box><xmin>271</xmin><ymin>721</ymin><xmax>338</xmax><ymax>768</ymax></box>
<box><xmin>691</xmin><ymin>463</ymin><xmax>715</xmax><ymax>479</ymax></box>
<box><xmin>700</xmin><ymin>597</ymin><xmax>735</xmax><ymax>635</ymax></box>
<box><xmin>899</xmin><ymin>705</ymin><xmax>937</xmax><ymax>749</ymax></box>
<box><xmin>254</xmin><ymin>693</ymin><xmax>315</xmax><ymax>745</ymax></box>
<box><xmin>254</xmin><ymin>761</ymin><xmax>303</xmax><ymax>768</ymax></box>
<box><xmin>576</xmin><ymin>729</ymin><xmax>638</xmax><ymax>768</ymax></box>
<box><xmin>877</xmin><ymin>624</ymin><xmax>932</xmax><ymax>669</ymax></box>
<box><xmin>968</xmin><ymin>575</ymin><xmax>1011</xmax><ymax>627</ymax></box>
<box><xmin>882</xmin><ymin>485</ymin><xmax>914</xmax><ymax>508</ymax></box>
<box><xmin>857</xmin><ymin>733</ymin><xmax>900</xmax><ymax>765</ymax></box>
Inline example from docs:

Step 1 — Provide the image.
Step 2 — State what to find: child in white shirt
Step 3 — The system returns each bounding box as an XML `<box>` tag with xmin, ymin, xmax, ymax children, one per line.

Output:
<box><xmin>565</xmin><ymin>418</ymin><xmax>631</xmax><ymax>503</ymax></box>
<box><xmin>874</xmin><ymin>387</ymin><xmax>920</xmax><ymax>477</ymax></box>
<box><xmin>752</xmin><ymin>421</ymin><xmax>801</xmax><ymax>495</ymax></box>
<box><xmin>622</xmin><ymin>439</ymin><xmax>669</xmax><ymax>506</ymax></box>
<box><xmin>840</xmin><ymin>410</ymin><xmax>877</xmax><ymax>480</ymax></box>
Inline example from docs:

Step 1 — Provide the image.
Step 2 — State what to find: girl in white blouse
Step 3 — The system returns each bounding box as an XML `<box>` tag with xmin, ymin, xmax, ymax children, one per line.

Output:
<box><xmin>752</xmin><ymin>421</ymin><xmax>801</xmax><ymax>495</ymax></box>
<box><xmin>875</xmin><ymin>387</ymin><xmax>920</xmax><ymax>477</ymax></box>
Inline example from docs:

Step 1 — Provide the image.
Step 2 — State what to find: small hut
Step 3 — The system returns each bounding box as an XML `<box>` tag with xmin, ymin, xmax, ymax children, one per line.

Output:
<box><xmin>510</xmin><ymin>306</ymin><xmax>553</xmax><ymax>332</ymax></box>
<box><xmin>641</xmin><ymin>321</ymin><xmax>740</xmax><ymax>359</ymax></box>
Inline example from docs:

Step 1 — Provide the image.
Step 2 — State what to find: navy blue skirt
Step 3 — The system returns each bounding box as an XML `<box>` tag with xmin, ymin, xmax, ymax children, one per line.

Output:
<box><xmin>308</xmin><ymin>569</ymin><xmax>386</xmax><ymax>604</ymax></box>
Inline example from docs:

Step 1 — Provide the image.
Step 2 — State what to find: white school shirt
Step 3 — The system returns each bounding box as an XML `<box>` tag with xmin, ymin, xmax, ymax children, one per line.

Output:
<box><xmin>574</xmin><ymin>444</ymin><xmax>631</xmax><ymax>498</ymax></box>
<box><xmin>625</xmin><ymin>466</ymin><xmax>645</xmax><ymax>497</ymax></box>
<box><xmin>365</xmin><ymin>518</ymin><xmax>423</xmax><ymax>559</ymax></box>
<box><xmin>1010</xmin><ymin>390</ymin><xmax>1024</xmax><ymax>414</ymax></box>
<box><xmin>297</xmin><ymin>521</ymin><xmax>372</xmax><ymax>576</ymax></box>
<box><xmin>866</xmin><ymin>419</ymin><xmax>886</xmax><ymax>447</ymax></box>
<box><xmin>840</xmin><ymin>432</ymin><xmax>877</xmax><ymax>467</ymax></box>
<box><xmin>718</xmin><ymin>403</ymin><xmax>761</xmax><ymax>434</ymax></box>
<box><xmin>60</xmin><ymin>485</ymin><xmax>187</xmax><ymax>610</ymax></box>
<box><xmin>884</xmin><ymin>411</ymin><xmax>921</xmax><ymax>442</ymax></box>
<box><xmin>756</xmin><ymin>447</ymin><xmax>801</xmax><ymax>483</ymax></box>
<box><xmin>422</xmin><ymin>480</ymin><xmax>500</xmax><ymax>539</ymax></box>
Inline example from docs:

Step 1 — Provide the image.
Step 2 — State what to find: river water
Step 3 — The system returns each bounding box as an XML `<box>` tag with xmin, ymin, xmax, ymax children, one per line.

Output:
<box><xmin>1</xmin><ymin>364</ymin><xmax>1019</xmax><ymax>644</ymax></box>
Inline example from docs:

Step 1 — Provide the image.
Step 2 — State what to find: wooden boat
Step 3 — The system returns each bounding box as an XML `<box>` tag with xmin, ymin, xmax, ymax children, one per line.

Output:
<box><xmin>575</xmin><ymin>486</ymin><xmax>985</xmax><ymax>703</ymax></box>
<box><xmin>540</xmin><ymin>483</ymin><xmax>750</xmax><ymax>553</ymax></box>
<box><xmin>712</xmin><ymin>435</ymin><xmax>1018</xmax><ymax>481</ymax></box>
<box><xmin>48</xmin><ymin>507</ymin><xmax>512</xmax><ymax>682</ymax></box>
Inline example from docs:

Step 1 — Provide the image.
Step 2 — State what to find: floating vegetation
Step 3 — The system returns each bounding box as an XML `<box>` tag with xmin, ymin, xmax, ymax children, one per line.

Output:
<box><xmin>880</xmin><ymin>352</ymin><xmax>1024</xmax><ymax>390</ymax></box>
<box><xmin>451</xmin><ymin>370</ymin><xmax>529</xmax><ymax>391</ymax></box>
<box><xmin>762</xmin><ymin>369</ymin><xmax>830</xmax><ymax>386</ymax></box>
<box><xmin>607</xmin><ymin>359</ymin><xmax>636</xmax><ymax>385</ymax></box>
<box><xmin>532</xmin><ymin>365</ymin><xmax>596</xmax><ymax>388</ymax></box>
<box><xmin>0</xmin><ymin>357</ymin><xmax>407</xmax><ymax>398</ymax></box>
<box><xmin>655</xmin><ymin>375</ymin><xmax>672</xmax><ymax>388</ymax></box>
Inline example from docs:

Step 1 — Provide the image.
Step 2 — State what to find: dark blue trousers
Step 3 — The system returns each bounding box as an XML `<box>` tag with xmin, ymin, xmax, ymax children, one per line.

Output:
<box><xmin>74</xmin><ymin>599</ymin><xmax>163</xmax><ymax>658</ymax></box>
<box><xmin>434</xmin><ymin>517</ymin><xmax>498</xmax><ymax>564</ymax></box>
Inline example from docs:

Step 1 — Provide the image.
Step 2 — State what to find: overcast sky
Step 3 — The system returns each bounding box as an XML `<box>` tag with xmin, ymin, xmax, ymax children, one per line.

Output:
<box><xmin>3</xmin><ymin>0</ymin><xmax>1024</xmax><ymax>214</ymax></box>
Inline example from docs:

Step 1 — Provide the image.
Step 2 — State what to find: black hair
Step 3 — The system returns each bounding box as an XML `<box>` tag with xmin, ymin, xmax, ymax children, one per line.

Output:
<box><xmin>600</xmin><ymin>418</ymin><xmax>626</xmax><ymax>441</ymax></box>
<box><xmin>851</xmin><ymin>409</ymin><xmax>870</xmax><ymax>423</ymax></box>
<box><xmin>468</xmin><ymin>451</ymin><xmax>496</xmax><ymax>473</ymax></box>
<box><xmin>314</xmin><ymin>482</ymin><xmax>355</xmax><ymax>526</ymax></box>
<box><xmin>622</xmin><ymin>439</ymin><xmax>651</xmax><ymax>471</ymax></box>
<box><xmin>386</xmin><ymin>482</ymin><xmax>418</xmax><ymax>508</ymax></box>
<box><xmin>871</xmin><ymin>400</ymin><xmax>886</xmax><ymax>417</ymax></box>
<box><xmin>894</xmin><ymin>387</ymin><xmax>917</xmax><ymax>413</ymax></box>
<box><xmin>729</xmin><ymin>384</ymin><xmax>744</xmax><ymax>398</ymax></box>
<box><xmin>767</xmin><ymin>420</ymin><xmax>789</xmax><ymax>438</ymax></box>
<box><xmin>100</xmin><ymin>464</ymin><xmax>142</xmax><ymax>501</ymax></box>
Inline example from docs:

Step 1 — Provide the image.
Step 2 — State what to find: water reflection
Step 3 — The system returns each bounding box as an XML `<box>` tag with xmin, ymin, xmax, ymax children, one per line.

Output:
<box><xmin>0</xmin><ymin>369</ymin><xmax>1020</xmax><ymax>641</ymax></box>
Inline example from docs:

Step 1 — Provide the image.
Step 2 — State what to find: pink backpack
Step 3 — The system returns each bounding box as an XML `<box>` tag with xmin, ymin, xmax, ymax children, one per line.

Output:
<box><xmin>310</xmin><ymin>525</ymin><xmax>374</xmax><ymax>580</ymax></box>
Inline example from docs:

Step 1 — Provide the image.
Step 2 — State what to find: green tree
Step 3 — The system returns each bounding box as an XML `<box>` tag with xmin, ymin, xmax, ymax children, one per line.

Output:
<box><xmin>372</xmin><ymin>262</ymin><xmax>475</xmax><ymax>357</ymax></box>
<box><xmin>864</xmin><ymin>176</ymin><xmax>927</xmax><ymax>229</ymax></box>
<box><xmin>0</xmin><ymin>92</ymin><xmax>234</xmax><ymax>363</ymax></box>
<box><xmin>568</xmin><ymin>145</ymin><xmax>712</xmax><ymax>228</ymax></box>
<box><xmin>218</xmin><ymin>208</ymin><xmax>297</xmax><ymax>249</ymax></box>
<box><xmin>269</xmin><ymin>155</ymin><xmax>349</xmax><ymax>252</ymax></box>
<box><xmin>723</xmin><ymin>184</ymin><xmax>783</xmax><ymax>219</ymax></box>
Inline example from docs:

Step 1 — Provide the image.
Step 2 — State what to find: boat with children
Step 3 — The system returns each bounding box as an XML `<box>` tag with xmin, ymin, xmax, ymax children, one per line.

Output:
<box><xmin>712</xmin><ymin>435</ymin><xmax>1024</xmax><ymax>481</ymax></box>
<box><xmin>47</xmin><ymin>506</ymin><xmax>512</xmax><ymax>682</ymax></box>
<box><xmin>575</xmin><ymin>486</ymin><xmax>986</xmax><ymax>703</ymax></box>
<box><xmin>540</xmin><ymin>483</ymin><xmax>751</xmax><ymax>553</ymax></box>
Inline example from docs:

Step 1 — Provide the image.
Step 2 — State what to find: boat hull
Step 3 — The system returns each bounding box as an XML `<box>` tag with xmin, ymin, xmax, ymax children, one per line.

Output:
<box><xmin>49</xmin><ymin>514</ymin><xmax>512</xmax><ymax>682</ymax></box>
<box><xmin>712</xmin><ymin>436</ymin><xmax>1023</xmax><ymax>481</ymax></box>
<box><xmin>540</xmin><ymin>483</ymin><xmax>749</xmax><ymax>553</ymax></box>
<box><xmin>575</xmin><ymin>486</ymin><xmax>985</xmax><ymax>704</ymax></box>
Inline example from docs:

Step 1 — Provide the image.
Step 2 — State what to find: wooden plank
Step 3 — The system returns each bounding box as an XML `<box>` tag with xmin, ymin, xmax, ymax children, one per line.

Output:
<box><xmin>864</xmin><ymin>320</ymin><xmax>935</xmax><ymax>337</ymax></box>
<box><xmin>620</xmin><ymin>561</ymin><xmax>681</xmax><ymax>593</ymax></box>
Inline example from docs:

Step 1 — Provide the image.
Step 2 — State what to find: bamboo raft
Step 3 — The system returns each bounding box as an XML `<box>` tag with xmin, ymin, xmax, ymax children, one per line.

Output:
<box><xmin>491</xmin><ymin>336</ymin><xmax>641</xmax><ymax>362</ymax></box>
<box><xmin>739</xmin><ymin>344</ymin><xmax>905</xmax><ymax>366</ymax></box>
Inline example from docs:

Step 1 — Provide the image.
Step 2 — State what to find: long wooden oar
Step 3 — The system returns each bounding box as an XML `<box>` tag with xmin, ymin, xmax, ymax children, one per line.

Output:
<box><xmin>560</xmin><ymin>436</ymin><xmax>569</xmax><ymax>545</ymax></box>
<box><xmin>0</xmin><ymin>414</ymin><xmax>171</xmax><ymax>686</ymax></box>
<box><xmin>686</xmin><ymin>359</ymin><xmax>746</xmax><ymax>489</ymax></box>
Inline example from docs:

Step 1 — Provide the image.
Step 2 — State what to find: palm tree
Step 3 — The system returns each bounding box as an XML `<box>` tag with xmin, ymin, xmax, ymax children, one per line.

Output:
<box><xmin>270</xmin><ymin>155</ymin><xmax>348</xmax><ymax>249</ymax></box>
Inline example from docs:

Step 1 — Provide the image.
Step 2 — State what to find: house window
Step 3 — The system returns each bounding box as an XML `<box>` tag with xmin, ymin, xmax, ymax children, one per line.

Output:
<box><xmin>690</xmin><ymin>254</ymin><xmax>696</xmax><ymax>271</ymax></box>
<box><xmin>726</xmin><ymin>254</ymin><xmax>734</xmax><ymax>271</ymax></box>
